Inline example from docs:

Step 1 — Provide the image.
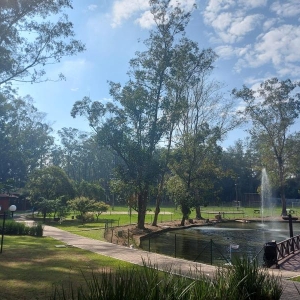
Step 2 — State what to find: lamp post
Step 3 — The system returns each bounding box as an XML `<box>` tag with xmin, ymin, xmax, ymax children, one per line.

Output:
<box><xmin>9</xmin><ymin>205</ymin><xmax>17</xmax><ymax>218</ymax></box>
<box><xmin>0</xmin><ymin>207</ymin><xmax>5</xmax><ymax>253</ymax></box>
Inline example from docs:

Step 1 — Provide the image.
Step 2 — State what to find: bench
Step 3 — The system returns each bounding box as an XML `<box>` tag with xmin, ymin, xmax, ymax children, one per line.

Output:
<box><xmin>253</xmin><ymin>209</ymin><xmax>260</xmax><ymax>216</ymax></box>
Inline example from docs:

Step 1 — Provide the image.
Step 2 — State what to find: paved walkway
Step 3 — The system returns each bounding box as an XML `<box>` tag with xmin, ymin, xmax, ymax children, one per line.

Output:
<box><xmin>43</xmin><ymin>225</ymin><xmax>300</xmax><ymax>299</ymax></box>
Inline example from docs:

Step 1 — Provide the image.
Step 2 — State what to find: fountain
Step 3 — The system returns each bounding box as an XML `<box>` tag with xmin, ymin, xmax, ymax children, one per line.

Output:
<box><xmin>261</xmin><ymin>168</ymin><xmax>271</xmax><ymax>223</ymax></box>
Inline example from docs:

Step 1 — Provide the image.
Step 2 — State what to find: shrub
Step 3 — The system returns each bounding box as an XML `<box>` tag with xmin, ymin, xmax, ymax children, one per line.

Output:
<box><xmin>76</xmin><ymin>213</ymin><xmax>95</xmax><ymax>223</ymax></box>
<box><xmin>0</xmin><ymin>220</ymin><xmax>43</xmax><ymax>237</ymax></box>
<box><xmin>50</xmin><ymin>258</ymin><xmax>282</xmax><ymax>300</ymax></box>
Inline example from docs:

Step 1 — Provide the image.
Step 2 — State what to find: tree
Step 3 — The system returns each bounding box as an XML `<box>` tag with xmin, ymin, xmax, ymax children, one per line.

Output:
<box><xmin>93</xmin><ymin>201</ymin><xmax>110</xmax><ymax>221</ymax></box>
<box><xmin>67</xmin><ymin>197</ymin><xmax>96</xmax><ymax>224</ymax></box>
<box><xmin>0</xmin><ymin>0</ymin><xmax>85</xmax><ymax>86</ymax></box>
<box><xmin>233</xmin><ymin>78</ymin><xmax>300</xmax><ymax>215</ymax></box>
<box><xmin>35</xmin><ymin>198</ymin><xmax>55</xmax><ymax>222</ymax></box>
<box><xmin>76</xmin><ymin>180</ymin><xmax>105</xmax><ymax>202</ymax></box>
<box><xmin>57</xmin><ymin>128</ymin><xmax>115</xmax><ymax>189</ymax></box>
<box><xmin>219</xmin><ymin>139</ymin><xmax>260</xmax><ymax>204</ymax></box>
<box><xmin>26</xmin><ymin>166</ymin><xmax>75</xmax><ymax>206</ymax></box>
<box><xmin>0</xmin><ymin>93</ymin><xmax>54</xmax><ymax>187</ymax></box>
<box><xmin>168</xmin><ymin>125</ymin><xmax>222</xmax><ymax>225</ymax></box>
<box><xmin>71</xmin><ymin>0</ymin><xmax>216</xmax><ymax>229</ymax></box>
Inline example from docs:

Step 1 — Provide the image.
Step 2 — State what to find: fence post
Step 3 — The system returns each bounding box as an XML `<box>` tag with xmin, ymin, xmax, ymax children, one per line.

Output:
<box><xmin>111</xmin><ymin>229</ymin><xmax>114</xmax><ymax>243</ymax></box>
<box><xmin>174</xmin><ymin>234</ymin><xmax>177</xmax><ymax>258</ymax></box>
<box><xmin>210</xmin><ymin>239</ymin><xmax>213</xmax><ymax>265</ymax></box>
<box><xmin>148</xmin><ymin>238</ymin><xmax>150</xmax><ymax>252</ymax></box>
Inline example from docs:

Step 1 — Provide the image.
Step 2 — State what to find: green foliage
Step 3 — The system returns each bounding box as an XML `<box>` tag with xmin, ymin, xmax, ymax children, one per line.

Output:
<box><xmin>233</xmin><ymin>78</ymin><xmax>300</xmax><ymax>215</ymax></box>
<box><xmin>50</xmin><ymin>258</ymin><xmax>282</xmax><ymax>300</ymax></box>
<box><xmin>71</xmin><ymin>1</ymin><xmax>217</xmax><ymax>229</ymax></box>
<box><xmin>0</xmin><ymin>0</ymin><xmax>85</xmax><ymax>86</ymax></box>
<box><xmin>1</xmin><ymin>220</ymin><xmax>43</xmax><ymax>237</ymax></box>
<box><xmin>93</xmin><ymin>202</ymin><xmax>110</xmax><ymax>220</ymax></box>
<box><xmin>0</xmin><ymin>94</ymin><xmax>54</xmax><ymax>187</ymax></box>
<box><xmin>77</xmin><ymin>180</ymin><xmax>105</xmax><ymax>202</ymax></box>
<box><xmin>68</xmin><ymin>197</ymin><xmax>97</xmax><ymax>224</ymax></box>
<box><xmin>168</xmin><ymin>127</ymin><xmax>223</xmax><ymax>223</ymax></box>
<box><xmin>26</xmin><ymin>166</ymin><xmax>75</xmax><ymax>203</ymax></box>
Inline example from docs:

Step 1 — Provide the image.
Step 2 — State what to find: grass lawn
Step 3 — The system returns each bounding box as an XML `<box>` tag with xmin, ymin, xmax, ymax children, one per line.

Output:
<box><xmin>27</xmin><ymin>205</ymin><xmax>286</xmax><ymax>242</ymax></box>
<box><xmin>0</xmin><ymin>235</ymin><xmax>134</xmax><ymax>300</ymax></box>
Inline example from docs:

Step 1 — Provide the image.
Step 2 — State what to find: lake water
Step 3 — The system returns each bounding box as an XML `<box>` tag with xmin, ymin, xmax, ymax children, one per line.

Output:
<box><xmin>140</xmin><ymin>221</ymin><xmax>300</xmax><ymax>265</ymax></box>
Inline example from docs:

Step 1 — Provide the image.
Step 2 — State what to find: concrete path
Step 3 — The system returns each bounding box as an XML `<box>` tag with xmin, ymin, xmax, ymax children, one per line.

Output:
<box><xmin>43</xmin><ymin>225</ymin><xmax>300</xmax><ymax>299</ymax></box>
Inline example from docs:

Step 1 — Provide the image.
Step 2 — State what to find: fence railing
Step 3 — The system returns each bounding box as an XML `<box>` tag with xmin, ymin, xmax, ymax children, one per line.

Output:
<box><xmin>276</xmin><ymin>234</ymin><xmax>300</xmax><ymax>261</ymax></box>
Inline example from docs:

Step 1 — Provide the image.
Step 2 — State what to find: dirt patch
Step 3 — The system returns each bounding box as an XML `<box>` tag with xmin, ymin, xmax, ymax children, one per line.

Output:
<box><xmin>104</xmin><ymin>219</ymin><xmax>209</xmax><ymax>247</ymax></box>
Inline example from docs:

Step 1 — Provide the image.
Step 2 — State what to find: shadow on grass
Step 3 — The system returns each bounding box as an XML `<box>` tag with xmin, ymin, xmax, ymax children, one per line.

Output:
<box><xmin>0</xmin><ymin>236</ymin><xmax>132</xmax><ymax>299</ymax></box>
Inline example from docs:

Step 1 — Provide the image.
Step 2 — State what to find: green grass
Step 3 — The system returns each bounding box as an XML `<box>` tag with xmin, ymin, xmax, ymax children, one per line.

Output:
<box><xmin>29</xmin><ymin>205</ymin><xmax>286</xmax><ymax>242</ymax></box>
<box><xmin>0</xmin><ymin>235</ymin><xmax>134</xmax><ymax>300</ymax></box>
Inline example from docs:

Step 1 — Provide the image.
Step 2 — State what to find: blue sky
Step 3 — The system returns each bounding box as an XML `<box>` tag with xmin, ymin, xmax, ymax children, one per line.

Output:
<box><xmin>13</xmin><ymin>0</ymin><xmax>300</xmax><ymax>147</ymax></box>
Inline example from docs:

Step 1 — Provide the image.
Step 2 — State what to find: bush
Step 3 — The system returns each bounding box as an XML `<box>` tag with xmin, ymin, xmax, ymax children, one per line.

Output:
<box><xmin>76</xmin><ymin>213</ymin><xmax>95</xmax><ymax>223</ymax></box>
<box><xmin>0</xmin><ymin>220</ymin><xmax>43</xmax><ymax>237</ymax></box>
<box><xmin>50</xmin><ymin>258</ymin><xmax>282</xmax><ymax>300</ymax></box>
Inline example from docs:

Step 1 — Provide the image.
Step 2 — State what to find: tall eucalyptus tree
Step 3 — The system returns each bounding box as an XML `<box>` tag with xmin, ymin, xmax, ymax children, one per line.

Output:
<box><xmin>233</xmin><ymin>78</ymin><xmax>300</xmax><ymax>215</ymax></box>
<box><xmin>71</xmin><ymin>0</ymin><xmax>218</xmax><ymax>229</ymax></box>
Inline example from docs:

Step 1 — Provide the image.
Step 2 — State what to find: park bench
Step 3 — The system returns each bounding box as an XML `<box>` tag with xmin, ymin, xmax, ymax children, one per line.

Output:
<box><xmin>253</xmin><ymin>209</ymin><xmax>260</xmax><ymax>216</ymax></box>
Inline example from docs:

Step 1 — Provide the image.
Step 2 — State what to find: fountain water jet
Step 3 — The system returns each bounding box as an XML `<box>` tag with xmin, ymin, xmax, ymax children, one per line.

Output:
<box><xmin>261</xmin><ymin>168</ymin><xmax>271</xmax><ymax>224</ymax></box>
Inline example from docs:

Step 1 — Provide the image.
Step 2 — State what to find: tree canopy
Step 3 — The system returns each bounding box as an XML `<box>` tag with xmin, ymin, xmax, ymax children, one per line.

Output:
<box><xmin>0</xmin><ymin>0</ymin><xmax>85</xmax><ymax>86</ymax></box>
<box><xmin>71</xmin><ymin>0</ymin><xmax>217</xmax><ymax>229</ymax></box>
<box><xmin>233</xmin><ymin>78</ymin><xmax>300</xmax><ymax>215</ymax></box>
<box><xmin>26</xmin><ymin>165</ymin><xmax>75</xmax><ymax>205</ymax></box>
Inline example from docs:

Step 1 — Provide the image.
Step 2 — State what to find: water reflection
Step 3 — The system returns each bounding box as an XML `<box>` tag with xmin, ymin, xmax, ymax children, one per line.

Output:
<box><xmin>140</xmin><ymin>221</ymin><xmax>300</xmax><ymax>265</ymax></box>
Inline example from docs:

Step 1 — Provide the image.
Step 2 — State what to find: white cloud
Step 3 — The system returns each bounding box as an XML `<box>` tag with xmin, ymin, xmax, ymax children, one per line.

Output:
<box><xmin>135</xmin><ymin>10</ymin><xmax>155</xmax><ymax>29</ymax></box>
<box><xmin>169</xmin><ymin>0</ymin><xmax>196</xmax><ymax>11</ymax></box>
<box><xmin>210</xmin><ymin>12</ymin><xmax>232</xmax><ymax>32</ymax></box>
<box><xmin>228</xmin><ymin>14</ymin><xmax>263</xmax><ymax>37</ymax></box>
<box><xmin>203</xmin><ymin>0</ymin><xmax>300</xmax><ymax>79</ymax></box>
<box><xmin>238</xmin><ymin>0</ymin><xmax>267</xmax><ymax>10</ymax></box>
<box><xmin>215</xmin><ymin>45</ymin><xmax>251</xmax><ymax>60</ymax></box>
<box><xmin>203</xmin><ymin>1</ymin><xmax>264</xmax><ymax>44</ymax></box>
<box><xmin>235</xmin><ymin>25</ymin><xmax>300</xmax><ymax>76</ymax></box>
<box><xmin>111</xmin><ymin>0</ymin><xmax>149</xmax><ymax>28</ymax></box>
<box><xmin>110</xmin><ymin>0</ymin><xmax>196</xmax><ymax>28</ymax></box>
<box><xmin>262</xmin><ymin>18</ymin><xmax>277</xmax><ymax>31</ymax></box>
<box><xmin>270</xmin><ymin>0</ymin><xmax>300</xmax><ymax>18</ymax></box>
<box><xmin>215</xmin><ymin>45</ymin><xmax>235</xmax><ymax>59</ymax></box>
<box><xmin>88</xmin><ymin>4</ymin><xmax>98</xmax><ymax>11</ymax></box>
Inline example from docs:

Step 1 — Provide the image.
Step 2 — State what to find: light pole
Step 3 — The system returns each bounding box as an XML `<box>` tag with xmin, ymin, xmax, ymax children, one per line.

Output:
<box><xmin>9</xmin><ymin>205</ymin><xmax>17</xmax><ymax>218</ymax></box>
<box><xmin>0</xmin><ymin>208</ymin><xmax>5</xmax><ymax>253</ymax></box>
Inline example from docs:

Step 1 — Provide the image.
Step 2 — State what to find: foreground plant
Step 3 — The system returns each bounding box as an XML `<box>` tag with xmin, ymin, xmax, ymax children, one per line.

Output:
<box><xmin>50</xmin><ymin>258</ymin><xmax>282</xmax><ymax>300</ymax></box>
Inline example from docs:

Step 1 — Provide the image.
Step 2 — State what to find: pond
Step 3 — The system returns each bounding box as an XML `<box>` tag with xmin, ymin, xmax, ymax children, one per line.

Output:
<box><xmin>140</xmin><ymin>221</ymin><xmax>300</xmax><ymax>265</ymax></box>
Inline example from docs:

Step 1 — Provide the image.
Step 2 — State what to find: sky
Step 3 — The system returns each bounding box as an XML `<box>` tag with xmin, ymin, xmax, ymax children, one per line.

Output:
<box><xmin>14</xmin><ymin>0</ymin><xmax>300</xmax><ymax>147</ymax></box>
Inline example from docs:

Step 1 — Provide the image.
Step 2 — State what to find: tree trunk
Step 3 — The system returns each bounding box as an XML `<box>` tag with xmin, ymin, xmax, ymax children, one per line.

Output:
<box><xmin>280</xmin><ymin>174</ymin><xmax>287</xmax><ymax>216</ymax></box>
<box><xmin>137</xmin><ymin>190</ymin><xmax>148</xmax><ymax>229</ymax></box>
<box><xmin>152</xmin><ymin>174</ymin><xmax>165</xmax><ymax>226</ymax></box>
<box><xmin>278</xmin><ymin>160</ymin><xmax>287</xmax><ymax>216</ymax></box>
<box><xmin>195</xmin><ymin>206</ymin><xmax>202</xmax><ymax>219</ymax></box>
<box><xmin>180</xmin><ymin>215</ymin><xmax>185</xmax><ymax>226</ymax></box>
<box><xmin>152</xmin><ymin>203</ymin><xmax>160</xmax><ymax>226</ymax></box>
<box><xmin>152</xmin><ymin>124</ymin><xmax>174</xmax><ymax>226</ymax></box>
